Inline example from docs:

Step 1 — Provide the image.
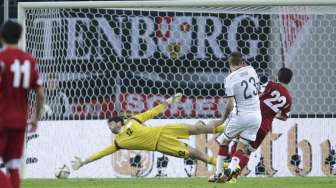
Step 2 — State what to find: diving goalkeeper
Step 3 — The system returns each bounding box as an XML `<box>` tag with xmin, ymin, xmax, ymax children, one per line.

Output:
<box><xmin>71</xmin><ymin>93</ymin><xmax>223</xmax><ymax>170</ymax></box>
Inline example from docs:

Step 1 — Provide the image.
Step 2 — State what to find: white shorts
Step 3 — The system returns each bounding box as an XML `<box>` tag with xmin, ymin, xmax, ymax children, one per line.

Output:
<box><xmin>217</xmin><ymin>111</ymin><xmax>261</xmax><ymax>143</ymax></box>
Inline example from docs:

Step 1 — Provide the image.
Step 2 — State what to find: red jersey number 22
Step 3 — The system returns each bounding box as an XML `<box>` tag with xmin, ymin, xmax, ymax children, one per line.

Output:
<box><xmin>263</xmin><ymin>90</ymin><xmax>286</xmax><ymax>113</ymax></box>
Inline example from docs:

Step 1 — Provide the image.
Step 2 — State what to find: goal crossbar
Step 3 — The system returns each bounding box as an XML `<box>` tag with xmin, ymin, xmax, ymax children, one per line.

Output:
<box><xmin>17</xmin><ymin>0</ymin><xmax>336</xmax><ymax>9</ymax></box>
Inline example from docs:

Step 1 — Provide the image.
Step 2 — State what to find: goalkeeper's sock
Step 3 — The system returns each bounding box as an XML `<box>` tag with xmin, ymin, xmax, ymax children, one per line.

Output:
<box><xmin>0</xmin><ymin>171</ymin><xmax>13</xmax><ymax>188</ymax></box>
<box><xmin>213</xmin><ymin>124</ymin><xmax>224</xmax><ymax>133</ymax></box>
<box><xmin>207</xmin><ymin>156</ymin><xmax>217</xmax><ymax>166</ymax></box>
<box><xmin>8</xmin><ymin>169</ymin><xmax>20</xmax><ymax>188</ymax></box>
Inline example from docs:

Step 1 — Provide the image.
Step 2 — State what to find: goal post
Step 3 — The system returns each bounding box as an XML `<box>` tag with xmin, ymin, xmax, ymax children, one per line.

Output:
<box><xmin>18</xmin><ymin>0</ymin><xmax>336</xmax><ymax>120</ymax></box>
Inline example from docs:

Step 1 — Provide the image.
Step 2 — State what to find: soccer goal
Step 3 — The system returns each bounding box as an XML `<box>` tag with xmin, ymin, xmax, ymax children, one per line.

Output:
<box><xmin>18</xmin><ymin>0</ymin><xmax>336</xmax><ymax>178</ymax></box>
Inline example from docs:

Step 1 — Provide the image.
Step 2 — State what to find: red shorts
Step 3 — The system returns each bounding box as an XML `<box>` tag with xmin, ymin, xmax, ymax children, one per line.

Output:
<box><xmin>0</xmin><ymin>127</ymin><xmax>25</xmax><ymax>163</ymax></box>
<box><xmin>249</xmin><ymin>122</ymin><xmax>271</xmax><ymax>150</ymax></box>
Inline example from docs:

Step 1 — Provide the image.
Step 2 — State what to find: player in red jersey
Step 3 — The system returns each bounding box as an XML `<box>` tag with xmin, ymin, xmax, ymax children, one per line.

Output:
<box><xmin>0</xmin><ymin>20</ymin><xmax>44</xmax><ymax>188</ymax></box>
<box><xmin>212</xmin><ymin>67</ymin><xmax>293</xmax><ymax>183</ymax></box>
<box><xmin>250</xmin><ymin>67</ymin><xmax>292</xmax><ymax>149</ymax></box>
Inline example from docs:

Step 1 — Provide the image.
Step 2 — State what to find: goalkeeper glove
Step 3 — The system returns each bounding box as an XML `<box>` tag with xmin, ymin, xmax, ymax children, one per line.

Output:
<box><xmin>71</xmin><ymin>156</ymin><xmax>85</xmax><ymax>170</ymax></box>
<box><xmin>166</xmin><ymin>93</ymin><xmax>182</xmax><ymax>105</ymax></box>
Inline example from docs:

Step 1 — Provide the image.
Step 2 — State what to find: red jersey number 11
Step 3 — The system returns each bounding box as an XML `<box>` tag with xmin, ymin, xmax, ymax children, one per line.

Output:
<box><xmin>10</xmin><ymin>59</ymin><xmax>31</xmax><ymax>89</ymax></box>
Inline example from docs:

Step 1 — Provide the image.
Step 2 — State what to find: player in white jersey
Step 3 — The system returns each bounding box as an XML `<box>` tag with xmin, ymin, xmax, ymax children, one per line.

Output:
<box><xmin>208</xmin><ymin>52</ymin><xmax>261</xmax><ymax>183</ymax></box>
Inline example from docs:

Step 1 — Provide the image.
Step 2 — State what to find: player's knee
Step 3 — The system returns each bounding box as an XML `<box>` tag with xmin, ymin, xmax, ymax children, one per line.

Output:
<box><xmin>5</xmin><ymin>159</ymin><xmax>21</xmax><ymax>170</ymax></box>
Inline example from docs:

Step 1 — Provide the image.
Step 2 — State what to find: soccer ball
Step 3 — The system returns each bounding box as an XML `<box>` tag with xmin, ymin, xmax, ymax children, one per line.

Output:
<box><xmin>55</xmin><ymin>165</ymin><xmax>70</xmax><ymax>179</ymax></box>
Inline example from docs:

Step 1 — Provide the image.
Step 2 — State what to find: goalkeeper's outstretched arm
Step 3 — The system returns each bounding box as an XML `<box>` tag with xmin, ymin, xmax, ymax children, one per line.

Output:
<box><xmin>133</xmin><ymin>93</ymin><xmax>182</xmax><ymax>123</ymax></box>
<box><xmin>71</xmin><ymin>144</ymin><xmax>118</xmax><ymax>170</ymax></box>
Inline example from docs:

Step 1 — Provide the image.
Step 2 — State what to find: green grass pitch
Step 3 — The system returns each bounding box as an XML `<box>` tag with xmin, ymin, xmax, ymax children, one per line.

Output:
<box><xmin>22</xmin><ymin>177</ymin><xmax>336</xmax><ymax>188</ymax></box>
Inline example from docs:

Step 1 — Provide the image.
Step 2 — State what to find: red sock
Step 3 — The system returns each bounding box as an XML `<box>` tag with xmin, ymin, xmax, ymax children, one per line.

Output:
<box><xmin>218</xmin><ymin>145</ymin><xmax>229</xmax><ymax>156</ymax></box>
<box><xmin>8</xmin><ymin>169</ymin><xmax>20</xmax><ymax>188</ymax></box>
<box><xmin>233</xmin><ymin>149</ymin><xmax>249</xmax><ymax>170</ymax></box>
<box><xmin>0</xmin><ymin>171</ymin><xmax>13</xmax><ymax>188</ymax></box>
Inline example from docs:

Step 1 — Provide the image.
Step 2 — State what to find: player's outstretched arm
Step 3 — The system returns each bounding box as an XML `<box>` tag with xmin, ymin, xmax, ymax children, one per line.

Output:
<box><xmin>133</xmin><ymin>93</ymin><xmax>182</xmax><ymax>123</ymax></box>
<box><xmin>71</xmin><ymin>144</ymin><xmax>118</xmax><ymax>170</ymax></box>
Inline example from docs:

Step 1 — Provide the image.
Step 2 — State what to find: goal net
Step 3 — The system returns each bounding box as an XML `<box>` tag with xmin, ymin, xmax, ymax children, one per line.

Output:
<box><xmin>19</xmin><ymin>1</ymin><xmax>336</xmax><ymax>120</ymax></box>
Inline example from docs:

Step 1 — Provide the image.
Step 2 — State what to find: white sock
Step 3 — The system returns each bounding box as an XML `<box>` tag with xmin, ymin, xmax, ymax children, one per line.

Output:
<box><xmin>229</xmin><ymin>156</ymin><xmax>240</xmax><ymax>171</ymax></box>
<box><xmin>216</xmin><ymin>155</ymin><xmax>226</xmax><ymax>175</ymax></box>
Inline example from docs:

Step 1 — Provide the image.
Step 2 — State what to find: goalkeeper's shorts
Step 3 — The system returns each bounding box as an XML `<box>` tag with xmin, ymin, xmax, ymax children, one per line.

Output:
<box><xmin>156</xmin><ymin>124</ymin><xmax>190</xmax><ymax>158</ymax></box>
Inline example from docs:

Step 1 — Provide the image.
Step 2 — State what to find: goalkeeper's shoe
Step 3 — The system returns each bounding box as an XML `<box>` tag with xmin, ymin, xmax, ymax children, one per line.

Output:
<box><xmin>71</xmin><ymin>156</ymin><xmax>84</xmax><ymax>170</ymax></box>
<box><xmin>217</xmin><ymin>167</ymin><xmax>241</xmax><ymax>183</ymax></box>
<box><xmin>228</xmin><ymin>177</ymin><xmax>238</xmax><ymax>184</ymax></box>
<box><xmin>166</xmin><ymin>93</ymin><xmax>182</xmax><ymax>105</ymax></box>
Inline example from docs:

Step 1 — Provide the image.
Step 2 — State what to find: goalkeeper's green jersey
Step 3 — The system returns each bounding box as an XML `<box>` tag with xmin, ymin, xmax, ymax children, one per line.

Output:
<box><xmin>87</xmin><ymin>104</ymin><xmax>165</xmax><ymax>162</ymax></box>
<box><xmin>114</xmin><ymin>104</ymin><xmax>165</xmax><ymax>151</ymax></box>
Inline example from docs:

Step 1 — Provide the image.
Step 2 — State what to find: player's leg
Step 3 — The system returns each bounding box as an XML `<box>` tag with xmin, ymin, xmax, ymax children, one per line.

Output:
<box><xmin>209</xmin><ymin>114</ymin><xmax>239</xmax><ymax>182</ymax></box>
<box><xmin>188</xmin><ymin>121</ymin><xmax>224</xmax><ymax>135</ymax></box>
<box><xmin>226</xmin><ymin>139</ymin><xmax>249</xmax><ymax>173</ymax></box>
<box><xmin>236</xmin><ymin>127</ymin><xmax>269</xmax><ymax>173</ymax></box>
<box><xmin>3</xmin><ymin>129</ymin><xmax>25</xmax><ymax>188</ymax></box>
<box><xmin>210</xmin><ymin>134</ymin><xmax>232</xmax><ymax>181</ymax></box>
<box><xmin>0</xmin><ymin>172</ymin><xmax>13</xmax><ymax>188</ymax></box>
<box><xmin>156</xmin><ymin>132</ymin><xmax>216</xmax><ymax>165</ymax></box>
<box><xmin>222</xmin><ymin>130</ymin><xmax>268</xmax><ymax>183</ymax></box>
<box><xmin>224</xmin><ymin>112</ymin><xmax>262</xmax><ymax>181</ymax></box>
<box><xmin>161</xmin><ymin>121</ymin><xmax>224</xmax><ymax>138</ymax></box>
<box><xmin>0</xmin><ymin>128</ymin><xmax>13</xmax><ymax>188</ymax></box>
<box><xmin>160</xmin><ymin>124</ymin><xmax>190</xmax><ymax>139</ymax></box>
<box><xmin>187</xmin><ymin>146</ymin><xmax>216</xmax><ymax>166</ymax></box>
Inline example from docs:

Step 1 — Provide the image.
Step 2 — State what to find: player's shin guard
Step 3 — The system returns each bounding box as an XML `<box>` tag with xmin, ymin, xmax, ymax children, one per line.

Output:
<box><xmin>0</xmin><ymin>171</ymin><xmax>13</xmax><ymax>188</ymax></box>
<box><xmin>216</xmin><ymin>145</ymin><xmax>229</xmax><ymax>175</ymax></box>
